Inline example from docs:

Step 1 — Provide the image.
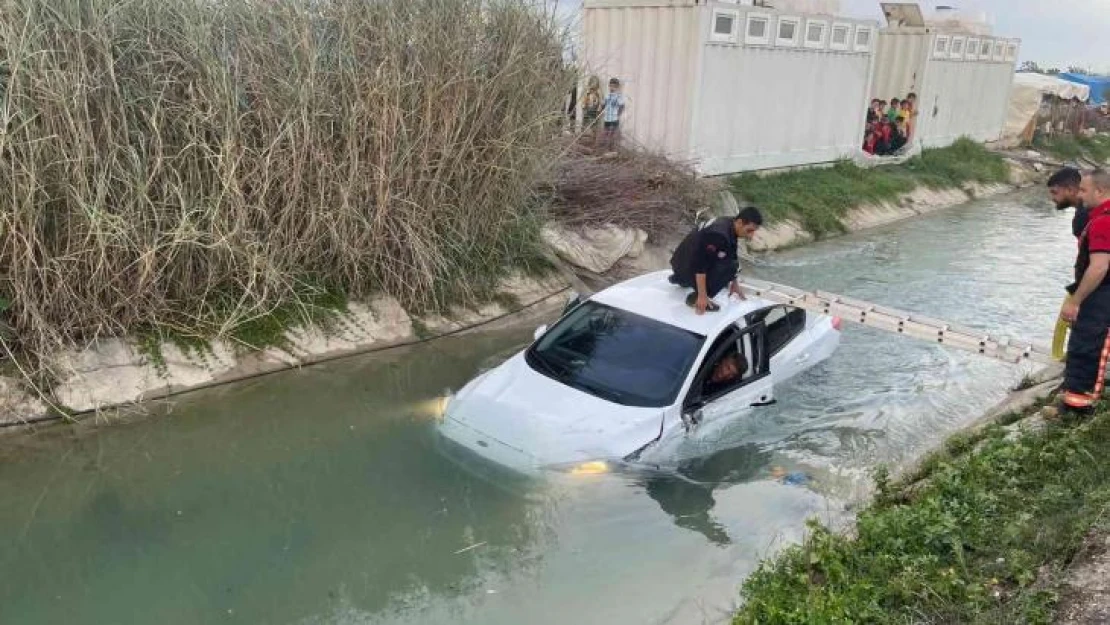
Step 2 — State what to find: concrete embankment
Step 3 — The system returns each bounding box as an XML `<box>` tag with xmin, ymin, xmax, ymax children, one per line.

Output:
<box><xmin>0</xmin><ymin>275</ymin><xmax>571</xmax><ymax>428</ymax></box>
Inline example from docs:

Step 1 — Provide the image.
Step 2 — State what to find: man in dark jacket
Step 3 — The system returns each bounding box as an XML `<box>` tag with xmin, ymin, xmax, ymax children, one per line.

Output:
<box><xmin>1048</xmin><ymin>167</ymin><xmax>1087</xmax><ymax>237</ymax></box>
<box><xmin>1049</xmin><ymin>167</ymin><xmax>1089</xmax><ymax>361</ymax></box>
<box><xmin>669</xmin><ymin>207</ymin><xmax>762</xmax><ymax>315</ymax></box>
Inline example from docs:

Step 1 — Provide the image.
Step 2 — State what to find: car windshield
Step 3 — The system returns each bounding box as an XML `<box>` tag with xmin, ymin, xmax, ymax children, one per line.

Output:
<box><xmin>525</xmin><ymin>301</ymin><xmax>704</xmax><ymax>408</ymax></box>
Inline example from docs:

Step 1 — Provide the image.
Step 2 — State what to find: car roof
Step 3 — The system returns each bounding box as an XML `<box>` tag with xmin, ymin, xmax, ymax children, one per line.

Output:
<box><xmin>588</xmin><ymin>270</ymin><xmax>772</xmax><ymax>337</ymax></box>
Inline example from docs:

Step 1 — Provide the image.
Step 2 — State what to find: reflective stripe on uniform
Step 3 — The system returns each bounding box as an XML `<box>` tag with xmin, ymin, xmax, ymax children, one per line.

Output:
<box><xmin>1094</xmin><ymin>328</ymin><xmax>1110</xmax><ymax>397</ymax></box>
<box><xmin>1064</xmin><ymin>328</ymin><xmax>1110</xmax><ymax>408</ymax></box>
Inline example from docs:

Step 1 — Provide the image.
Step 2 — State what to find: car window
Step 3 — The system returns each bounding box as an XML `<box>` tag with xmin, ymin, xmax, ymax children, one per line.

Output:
<box><xmin>526</xmin><ymin>302</ymin><xmax>704</xmax><ymax>408</ymax></box>
<box><xmin>691</xmin><ymin>326</ymin><xmax>765</xmax><ymax>405</ymax></box>
<box><xmin>746</xmin><ymin>306</ymin><xmax>805</xmax><ymax>355</ymax></box>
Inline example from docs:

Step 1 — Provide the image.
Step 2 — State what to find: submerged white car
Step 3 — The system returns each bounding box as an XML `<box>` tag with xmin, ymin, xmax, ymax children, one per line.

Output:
<box><xmin>436</xmin><ymin>270</ymin><xmax>841</xmax><ymax>475</ymax></box>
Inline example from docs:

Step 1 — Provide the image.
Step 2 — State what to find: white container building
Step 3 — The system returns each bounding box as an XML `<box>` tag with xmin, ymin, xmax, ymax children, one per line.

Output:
<box><xmin>581</xmin><ymin>0</ymin><xmax>879</xmax><ymax>176</ymax></box>
<box><xmin>869</xmin><ymin>3</ymin><xmax>1020</xmax><ymax>148</ymax></box>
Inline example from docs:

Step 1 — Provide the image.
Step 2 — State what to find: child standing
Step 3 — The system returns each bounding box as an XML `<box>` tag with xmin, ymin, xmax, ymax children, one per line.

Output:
<box><xmin>581</xmin><ymin>75</ymin><xmax>602</xmax><ymax>141</ymax></box>
<box><xmin>887</xmin><ymin>97</ymin><xmax>901</xmax><ymax>123</ymax></box>
<box><xmin>602</xmin><ymin>77</ymin><xmax>626</xmax><ymax>151</ymax></box>
<box><xmin>900</xmin><ymin>99</ymin><xmax>915</xmax><ymax>142</ymax></box>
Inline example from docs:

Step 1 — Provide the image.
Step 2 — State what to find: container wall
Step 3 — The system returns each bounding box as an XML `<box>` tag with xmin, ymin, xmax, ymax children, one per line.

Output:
<box><xmin>689</xmin><ymin>5</ymin><xmax>877</xmax><ymax>175</ymax></box>
<box><xmin>869</xmin><ymin>30</ymin><xmax>930</xmax><ymax>100</ymax></box>
<box><xmin>581</xmin><ymin>4</ymin><xmax>702</xmax><ymax>157</ymax></box>
<box><xmin>915</xmin><ymin>36</ymin><xmax>1020</xmax><ymax>148</ymax></box>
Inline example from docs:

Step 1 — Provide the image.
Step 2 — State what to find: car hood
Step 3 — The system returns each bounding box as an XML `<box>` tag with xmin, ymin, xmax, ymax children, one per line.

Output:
<box><xmin>444</xmin><ymin>353</ymin><xmax>667</xmax><ymax>467</ymax></box>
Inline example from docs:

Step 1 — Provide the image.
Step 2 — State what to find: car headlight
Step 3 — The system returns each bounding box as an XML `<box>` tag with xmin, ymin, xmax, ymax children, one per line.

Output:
<box><xmin>545</xmin><ymin>460</ymin><xmax>612</xmax><ymax>476</ymax></box>
<box><xmin>414</xmin><ymin>391</ymin><xmax>453</xmax><ymax>423</ymax></box>
<box><xmin>436</xmin><ymin>393</ymin><xmax>453</xmax><ymax>421</ymax></box>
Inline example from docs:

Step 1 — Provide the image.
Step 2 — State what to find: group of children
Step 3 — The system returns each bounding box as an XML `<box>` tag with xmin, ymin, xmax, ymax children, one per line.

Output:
<box><xmin>579</xmin><ymin>76</ymin><xmax>626</xmax><ymax>150</ymax></box>
<box><xmin>863</xmin><ymin>93</ymin><xmax>917</xmax><ymax>156</ymax></box>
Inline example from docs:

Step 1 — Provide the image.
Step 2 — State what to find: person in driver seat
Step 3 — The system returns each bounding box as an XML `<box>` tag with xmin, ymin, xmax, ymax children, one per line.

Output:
<box><xmin>705</xmin><ymin>351</ymin><xmax>748</xmax><ymax>395</ymax></box>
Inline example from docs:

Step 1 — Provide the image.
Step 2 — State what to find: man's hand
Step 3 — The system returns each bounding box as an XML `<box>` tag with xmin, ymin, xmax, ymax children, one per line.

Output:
<box><xmin>729</xmin><ymin>281</ymin><xmax>745</xmax><ymax>300</ymax></box>
<box><xmin>1061</xmin><ymin>301</ymin><xmax>1080</xmax><ymax>324</ymax></box>
<box><xmin>695</xmin><ymin>294</ymin><xmax>709</xmax><ymax>315</ymax></box>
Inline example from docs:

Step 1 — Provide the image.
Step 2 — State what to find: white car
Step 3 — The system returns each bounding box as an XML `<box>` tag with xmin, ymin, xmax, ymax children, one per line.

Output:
<box><xmin>436</xmin><ymin>270</ymin><xmax>841</xmax><ymax>475</ymax></box>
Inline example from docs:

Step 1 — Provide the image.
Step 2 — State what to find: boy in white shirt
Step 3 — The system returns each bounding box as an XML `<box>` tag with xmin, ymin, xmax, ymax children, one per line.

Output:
<box><xmin>602</xmin><ymin>77</ymin><xmax>625</xmax><ymax>151</ymax></box>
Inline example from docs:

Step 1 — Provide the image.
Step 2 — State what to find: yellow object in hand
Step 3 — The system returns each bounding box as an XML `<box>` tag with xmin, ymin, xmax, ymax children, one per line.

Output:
<box><xmin>1052</xmin><ymin>295</ymin><xmax>1071</xmax><ymax>362</ymax></box>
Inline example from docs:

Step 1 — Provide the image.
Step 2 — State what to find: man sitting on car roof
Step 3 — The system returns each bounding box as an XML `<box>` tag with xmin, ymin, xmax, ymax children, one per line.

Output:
<box><xmin>669</xmin><ymin>207</ymin><xmax>763</xmax><ymax>315</ymax></box>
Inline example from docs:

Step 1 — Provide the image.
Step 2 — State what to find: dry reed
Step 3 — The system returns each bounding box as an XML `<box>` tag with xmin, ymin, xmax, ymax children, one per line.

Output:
<box><xmin>546</xmin><ymin>143</ymin><xmax>713</xmax><ymax>240</ymax></box>
<box><xmin>0</xmin><ymin>0</ymin><xmax>572</xmax><ymax>364</ymax></box>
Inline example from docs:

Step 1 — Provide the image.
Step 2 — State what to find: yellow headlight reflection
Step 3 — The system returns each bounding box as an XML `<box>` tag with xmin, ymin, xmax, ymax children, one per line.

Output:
<box><xmin>412</xmin><ymin>395</ymin><xmax>452</xmax><ymax>422</ymax></box>
<box><xmin>568</xmin><ymin>461</ymin><xmax>610</xmax><ymax>475</ymax></box>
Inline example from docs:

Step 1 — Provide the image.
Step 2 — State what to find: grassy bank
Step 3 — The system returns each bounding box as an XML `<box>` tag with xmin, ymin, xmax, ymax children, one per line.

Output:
<box><xmin>734</xmin><ymin>405</ymin><xmax>1110</xmax><ymax>624</ymax></box>
<box><xmin>1033</xmin><ymin>134</ymin><xmax>1110</xmax><ymax>165</ymax></box>
<box><xmin>0</xmin><ymin>0</ymin><xmax>569</xmax><ymax>367</ymax></box>
<box><xmin>729</xmin><ymin>138</ymin><xmax>1011</xmax><ymax>236</ymax></box>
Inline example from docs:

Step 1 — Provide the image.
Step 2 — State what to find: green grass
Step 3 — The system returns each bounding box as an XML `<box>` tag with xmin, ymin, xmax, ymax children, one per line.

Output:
<box><xmin>135</xmin><ymin>283</ymin><xmax>349</xmax><ymax>372</ymax></box>
<box><xmin>730</xmin><ymin>138</ymin><xmax>1011</xmax><ymax>237</ymax></box>
<box><xmin>1033</xmin><ymin>134</ymin><xmax>1110</xmax><ymax>164</ymax></box>
<box><xmin>734</xmin><ymin>408</ymin><xmax>1110</xmax><ymax>624</ymax></box>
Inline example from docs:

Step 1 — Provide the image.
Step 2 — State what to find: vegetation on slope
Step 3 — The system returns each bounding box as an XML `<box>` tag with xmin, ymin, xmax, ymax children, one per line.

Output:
<box><xmin>0</xmin><ymin>0</ymin><xmax>570</xmax><ymax>365</ymax></box>
<box><xmin>729</xmin><ymin>138</ymin><xmax>1011</xmax><ymax>237</ymax></box>
<box><xmin>734</xmin><ymin>407</ymin><xmax>1110</xmax><ymax>625</ymax></box>
<box><xmin>1033</xmin><ymin>134</ymin><xmax>1110</xmax><ymax>165</ymax></box>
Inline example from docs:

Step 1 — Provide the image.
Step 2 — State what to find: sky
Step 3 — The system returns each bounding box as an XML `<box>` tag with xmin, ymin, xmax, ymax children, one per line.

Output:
<box><xmin>837</xmin><ymin>0</ymin><xmax>1110</xmax><ymax>72</ymax></box>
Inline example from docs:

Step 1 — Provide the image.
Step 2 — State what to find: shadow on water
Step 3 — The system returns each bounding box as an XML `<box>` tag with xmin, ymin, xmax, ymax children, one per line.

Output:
<box><xmin>638</xmin><ymin>443</ymin><xmax>775</xmax><ymax>547</ymax></box>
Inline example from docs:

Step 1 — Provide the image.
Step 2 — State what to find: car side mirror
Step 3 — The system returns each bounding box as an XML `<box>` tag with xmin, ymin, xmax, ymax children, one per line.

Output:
<box><xmin>533</xmin><ymin>325</ymin><xmax>548</xmax><ymax>341</ymax></box>
<box><xmin>681</xmin><ymin>407</ymin><xmax>703</xmax><ymax>432</ymax></box>
<box><xmin>561</xmin><ymin>292</ymin><xmax>583</xmax><ymax>317</ymax></box>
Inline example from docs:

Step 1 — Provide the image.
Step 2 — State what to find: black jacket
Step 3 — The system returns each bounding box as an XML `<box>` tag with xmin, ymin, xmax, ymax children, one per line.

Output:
<box><xmin>670</xmin><ymin>217</ymin><xmax>738</xmax><ymax>278</ymax></box>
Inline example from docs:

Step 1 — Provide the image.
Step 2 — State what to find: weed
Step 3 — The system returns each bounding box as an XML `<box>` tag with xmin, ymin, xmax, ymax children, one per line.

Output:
<box><xmin>135</xmin><ymin>283</ymin><xmax>349</xmax><ymax>374</ymax></box>
<box><xmin>491</xmin><ymin>292</ymin><xmax>523</xmax><ymax>312</ymax></box>
<box><xmin>730</xmin><ymin>139</ymin><xmax>1010</xmax><ymax>237</ymax></box>
<box><xmin>1034</xmin><ymin>135</ymin><xmax>1110</xmax><ymax>164</ymax></box>
<box><xmin>734</xmin><ymin>408</ymin><xmax>1110</xmax><ymax>624</ymax></box>
<box><xmin>411</xmin><ymin>318</ymin><xmax>432</xmax><ymax>341</ymax></box>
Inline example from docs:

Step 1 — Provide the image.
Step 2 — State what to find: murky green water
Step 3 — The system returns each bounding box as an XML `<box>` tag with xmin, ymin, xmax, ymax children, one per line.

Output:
<box><xmin>0</xmin><ymin>190</ymin><xmax>1074</xmax><ymax>625</ymax></box>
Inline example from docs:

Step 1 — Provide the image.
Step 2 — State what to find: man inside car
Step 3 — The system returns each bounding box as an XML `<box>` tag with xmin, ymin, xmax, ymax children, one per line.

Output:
<box><xmin>704</xmin><ymin>351</ymin><xmax>748</xmax><ymax>397</ymax></box>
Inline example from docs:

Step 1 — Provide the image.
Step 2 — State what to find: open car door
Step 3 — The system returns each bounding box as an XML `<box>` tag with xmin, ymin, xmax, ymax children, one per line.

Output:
<box><xmin>680</xmin><ymin>321</ymin><xmax>774</xmax><ymax>432</ymax></box>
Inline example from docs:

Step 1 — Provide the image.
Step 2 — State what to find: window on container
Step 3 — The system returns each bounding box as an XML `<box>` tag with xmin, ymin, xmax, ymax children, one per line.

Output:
<box><xmin>710</xmin><ymin>9</ymin><xmax>739</xmax><ymax>43</ymax></box>
<box><xmin>933</xmin><ymin>36</ymin><xmax>949</xmax><ymax>58</ymax></box>
<box><xmin>966</xmin><ymin>39</ymin><xmax>979</xmax><ymax>60</ymax></box>
<box><xmin>776</xmin><ymin>17</ymin><xmax>800</xmax><ymax>47</ymax></box>
<box><xmin>745</xmin><ymin>13</ymin><xmax>771</xmax><ymax>45</ymax></box>
<box><xmin>804</xmin><ymin>20</ymin><xmax>827</xmax><ymax>48</ymax></box>
<box><xmin>950</xmin><ymin>37</ymin><xmax>965</xmax><ymax>57</ymax></box>
<box><xmin>854</xmin><ymin>27</ymin><xmax>872</xmax><ymax>52</ymax></box>
<box><xmin>830</xmin><ymin>23</ymin><xmax>850</xmax><ymax>49</ymax></box>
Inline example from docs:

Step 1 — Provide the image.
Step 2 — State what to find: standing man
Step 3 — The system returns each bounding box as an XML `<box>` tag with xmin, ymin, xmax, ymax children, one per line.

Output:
<box><xmin>1059</xmin><ymin>169</ymin><xmax>1110</xmax><ymax>413</ymax></box>
<box><xmin>1049</xmin><ymin>167</ymin><xmax>1088</xmax><ymax>360</ymax></box>
<box><xmin>669</xmin><ymin>207</ymin><xmax>763</xmax><ymax>315</ymax></box>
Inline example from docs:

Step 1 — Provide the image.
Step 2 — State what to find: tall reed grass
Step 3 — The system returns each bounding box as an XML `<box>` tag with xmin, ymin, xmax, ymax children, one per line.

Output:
<box><xmin>0</xmin><ymin>0</ymin><xmax>571</xmax><ymax>362</ymax></box>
